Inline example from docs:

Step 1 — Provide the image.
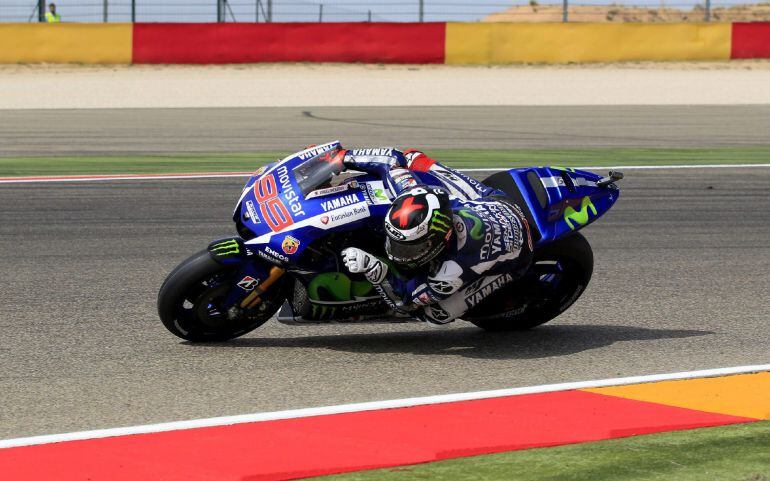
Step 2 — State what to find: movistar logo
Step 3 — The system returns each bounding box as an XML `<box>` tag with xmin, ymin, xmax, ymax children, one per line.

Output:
<box><xmin>564</xmin><ymin>196</ymin><xmax>597</xmax><ymax>230</ymax></box>
<box><xmin>430</xmin><ymin>211</ymin><xmax>452</xmax><ymax>233</ymax></box>
<box><xmin>458</xmin><ymin>210</ymin><xmax>484</xmax><ymax>240</ymax></box>
<box><xmin>210</xmin><ymin>239</ymin><xmax>240</xmax><ymax>256</ymax></box>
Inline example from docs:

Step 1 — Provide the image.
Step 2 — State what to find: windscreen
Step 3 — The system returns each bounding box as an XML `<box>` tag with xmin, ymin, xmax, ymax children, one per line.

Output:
<box><xmin>293</xmin><ymin>148</ymin><xmax>345</xmax><ymax>195</ymax></box>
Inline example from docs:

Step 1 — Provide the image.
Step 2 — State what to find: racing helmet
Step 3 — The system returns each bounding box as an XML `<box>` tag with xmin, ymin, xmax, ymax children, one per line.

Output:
<box><xmin>384</xmin><ymin>186</ymin><xmax>453</xmax><ymax>269</ymax></box>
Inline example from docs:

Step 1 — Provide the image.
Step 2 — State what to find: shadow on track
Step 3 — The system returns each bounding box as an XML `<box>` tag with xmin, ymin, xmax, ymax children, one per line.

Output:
<box><xmin>187</xmin><ymin>324</ymin><xmax>712</xmax><ymax>360</ymax></box>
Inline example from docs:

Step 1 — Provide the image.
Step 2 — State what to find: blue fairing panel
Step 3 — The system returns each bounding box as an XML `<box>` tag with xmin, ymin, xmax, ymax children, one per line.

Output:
<box><xmin>507</xmin><ymin>167</ymin><xmax>620</xmax><ymax>246</ymax></box>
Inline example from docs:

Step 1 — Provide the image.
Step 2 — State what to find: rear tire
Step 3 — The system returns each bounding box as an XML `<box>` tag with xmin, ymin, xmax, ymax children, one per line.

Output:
<box><xmin>157</xmin><ymin>250</ymin><xmax>288</xmax><ymax>342</ymax></box>
<box><xmin>466</xmin><ymin>233</ymin><xmax>593</xmax><ymax>331</ymax></box>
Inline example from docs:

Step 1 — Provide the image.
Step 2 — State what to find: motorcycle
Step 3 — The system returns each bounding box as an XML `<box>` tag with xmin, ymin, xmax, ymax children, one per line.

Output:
<box><xmin>158</xmin><ymin>141</ymin><xmax>622</xmax><ymax>341</ymax></box>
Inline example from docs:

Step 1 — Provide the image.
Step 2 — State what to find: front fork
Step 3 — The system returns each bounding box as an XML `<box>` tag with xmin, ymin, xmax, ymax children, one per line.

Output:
<box><xmin>208</xmin><ymin>237</ymin><xmax>286</xmax><ymax>312</ymax></box>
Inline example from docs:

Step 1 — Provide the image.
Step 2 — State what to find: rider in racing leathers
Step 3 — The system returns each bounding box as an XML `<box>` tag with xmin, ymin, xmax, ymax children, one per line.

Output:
<box><xmin>340</xmin><ymin>148</ymin><xmax>534</xmax><ymax>325</ymax></box>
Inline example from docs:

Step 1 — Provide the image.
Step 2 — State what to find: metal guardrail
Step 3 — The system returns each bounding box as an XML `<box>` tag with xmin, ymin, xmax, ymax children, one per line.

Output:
<box><xmin>3</xmin><ymin>0</ymin><xmax>769</xmax><ymax>23</ymax></box>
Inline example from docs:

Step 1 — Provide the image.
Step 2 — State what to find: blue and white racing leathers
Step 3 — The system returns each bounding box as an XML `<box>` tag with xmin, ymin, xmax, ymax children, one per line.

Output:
<box><xmin>344</xmin><ymin>148</ymin><xmax>533</xmax><ymax>324</ymax></box>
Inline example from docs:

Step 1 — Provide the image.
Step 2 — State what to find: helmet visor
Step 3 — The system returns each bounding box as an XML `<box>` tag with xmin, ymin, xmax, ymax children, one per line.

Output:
<box><xmin>385</xmin><ymin>235</ymin><xmax>444</xmax><ymax>268</ymax></box>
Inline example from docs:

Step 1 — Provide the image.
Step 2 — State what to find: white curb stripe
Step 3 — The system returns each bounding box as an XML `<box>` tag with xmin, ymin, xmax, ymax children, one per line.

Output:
<box><xmin>1</xmin><ymin>363</ymin><xmax>767</xmax><ymax>450</ymax></box>
<box><xmin>460</xmin><ymin>163</ymin><xmax>770</xmax><ymax>172</ymax></box>
<box><xmin>1</xmin><ymin>163</ymin><xmax>769</xmax><ymax>184</ymax></box>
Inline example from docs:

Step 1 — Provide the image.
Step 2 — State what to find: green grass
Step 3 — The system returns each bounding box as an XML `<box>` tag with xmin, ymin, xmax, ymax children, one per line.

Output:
<box><xmin>320</xmin><ymin>421</ymin><xmax>770</xmax><ymax>481</ymax></box>
<box><xmin>1</xmin><ymin>147</ymin><xmax>769</xmax><ymax>177</ymax></box>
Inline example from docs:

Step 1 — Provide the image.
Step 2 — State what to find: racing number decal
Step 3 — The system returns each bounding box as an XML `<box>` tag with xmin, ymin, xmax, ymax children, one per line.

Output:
<box><xmin>254</xmin><ymin>175</ymin><xmax>293</xmax><ymax>232</ymax></box>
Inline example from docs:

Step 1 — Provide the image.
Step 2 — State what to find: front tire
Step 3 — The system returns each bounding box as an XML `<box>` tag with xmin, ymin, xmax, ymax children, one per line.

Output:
<box><xmin>157</xmin><ymin>250</ymin><xmax>288</xmax><ymax>342</ymax></box>
<box><xmin>466</xmin><ymin>233</ymin><xmax>593</xmax><ymax>331</ymax></box>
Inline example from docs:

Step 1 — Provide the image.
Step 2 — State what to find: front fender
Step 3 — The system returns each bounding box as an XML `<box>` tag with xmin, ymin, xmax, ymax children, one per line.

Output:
<box><xmin>207</xmin><ymin>237</ymin><xmax>249</xmax><ymax>265</ymax></box>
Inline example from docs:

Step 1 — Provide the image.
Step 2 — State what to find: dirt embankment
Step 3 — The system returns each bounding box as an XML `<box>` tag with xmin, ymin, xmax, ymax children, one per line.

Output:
<box><xmin>484</xmin><ymin>2</ymin><xmax>770</xmax><ymax>22</ymax></box>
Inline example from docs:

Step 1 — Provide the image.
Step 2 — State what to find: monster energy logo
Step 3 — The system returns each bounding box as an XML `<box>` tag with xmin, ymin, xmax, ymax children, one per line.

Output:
<box><xmin>210</xmin><ymin>239</ymin><xmax>240</xmax><ymax>256</ymax></box>
<box><xmin>564</xmin><ymin>196</ymin><xmax>597</xmax><ymax>230</ymax></box>
<box><xmin>458</xmin><ymin>210</ymin><xmax>484</xmax><ymax>240</ymax></box>
<box><xmin>430</xmin><ymin>211</ymin><xmax>452</xmax><ymax>233</ymax></box>
<box><xmin>307</xmin><ymin>272</ymin><xmax>377</xmax><ymax>319</ymax></box>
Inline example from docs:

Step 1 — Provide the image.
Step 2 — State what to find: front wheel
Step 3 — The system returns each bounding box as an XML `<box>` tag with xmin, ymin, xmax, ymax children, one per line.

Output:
<box><xmin>157</xmin><ymin>250</ymin><xmax>289</xmax><ymax>342</ymax></box>
<box><xmin>466</xmin><ymin>233</ymin><xmax>593</xmax><ymax>331</ymax></box>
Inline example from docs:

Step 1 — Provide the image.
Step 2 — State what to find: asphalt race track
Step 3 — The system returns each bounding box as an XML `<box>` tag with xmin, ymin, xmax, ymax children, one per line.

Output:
<box><xmin>1</xmin><ymin>106</ymin><xmax>769</xmax><ymax>439</ymax></box>
<box><xmin>2</xmin><ymin>105</ymin><xmax>770</xmax><ymax>156</ymax></box>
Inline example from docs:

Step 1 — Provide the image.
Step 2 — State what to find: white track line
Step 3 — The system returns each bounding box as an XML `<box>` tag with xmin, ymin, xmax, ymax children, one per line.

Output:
<box><xmin>1</xmin><ymin>364</ymin><xmax>767</xmax><ymax>450</ymax></box>
<box><xmin>462</xmin><ymin>163</ymin><xmax>770</xmax><ymax>172</ymax></box>
<box><xmin>0</xmin><ymin>172</ymin><xmax>252</xmax><ymax>184</ymax></box>
<box><xmin>1</xmin><ymin>164</ymin><xmax>769</xmax><ymax>184</ymax></box>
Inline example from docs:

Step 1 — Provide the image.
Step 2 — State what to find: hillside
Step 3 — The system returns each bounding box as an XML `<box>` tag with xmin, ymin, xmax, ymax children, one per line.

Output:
<box><xmin>483</xmin><ymin>2</ymin><xmax>770</xmax><ymax>22</ymax></box>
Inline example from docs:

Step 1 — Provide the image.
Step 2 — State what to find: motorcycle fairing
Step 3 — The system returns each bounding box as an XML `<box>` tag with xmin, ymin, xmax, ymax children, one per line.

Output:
<box><xmin>222</xmin><ymin>143</ymin><xmax>621</xmax><ymax>323</ymax></box>
<box><xmin>505</xmin><ymin>166</ymin><xmax>620</xmax><ymax>246</ymax></box>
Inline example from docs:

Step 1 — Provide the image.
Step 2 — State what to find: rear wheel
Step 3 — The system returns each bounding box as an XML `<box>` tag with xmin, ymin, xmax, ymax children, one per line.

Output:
<box><xmin>466</xmin><ymin>233</ymin><xmax>593</xmax><ymax>331</ymax></box>
<box><xmin>157</xmin><ymin>250</ymin><xmax>289</xmax><ymax>342</ymax></box>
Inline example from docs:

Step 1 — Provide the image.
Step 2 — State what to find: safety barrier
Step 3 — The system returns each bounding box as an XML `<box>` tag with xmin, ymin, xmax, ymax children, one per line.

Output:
<box><xmin>0</xmin><ymin>22</ymin><xmax>768</xmax><ymax>64</ymax></box>
<box><xmin>0</xmin><ymin>24</ymin><xmax>131</xmax><ymax>63</ymax></box>
<box><xmin>133</xmin><ymin>23</ymin><xmax>445</xmax><ymax>63</ymax></box>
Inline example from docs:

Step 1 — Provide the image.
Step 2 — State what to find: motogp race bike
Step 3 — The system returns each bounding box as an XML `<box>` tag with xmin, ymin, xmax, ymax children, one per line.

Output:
<box><xmin>158</xmin><ymin>141</ymin><xmax>623</xmax><ymax>341</ymax></box>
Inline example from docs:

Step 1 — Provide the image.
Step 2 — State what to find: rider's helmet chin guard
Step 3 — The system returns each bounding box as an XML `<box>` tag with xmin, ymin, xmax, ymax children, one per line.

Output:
<box><xmin>384</xmin><ymin>186</ymin><xmax>454</xmax><ymax>270</ymax></box>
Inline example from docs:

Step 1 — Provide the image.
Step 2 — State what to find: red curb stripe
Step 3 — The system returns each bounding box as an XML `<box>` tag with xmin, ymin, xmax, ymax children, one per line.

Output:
<box><xmin>0</xmin><ymin>390</ymin><xmax>754</xmax><ymax>481</ymax></box>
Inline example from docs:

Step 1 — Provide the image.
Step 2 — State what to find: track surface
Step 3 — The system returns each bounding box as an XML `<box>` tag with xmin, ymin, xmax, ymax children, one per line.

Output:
<box><xmin>3</xmin><ymin>105</ymin><xmax>770</xmax><ymax>156</ymax></box>
<box><xmin>1</xmin><ymin>166</ymin><xmax>769</xmax><ymax>438</ymax></box>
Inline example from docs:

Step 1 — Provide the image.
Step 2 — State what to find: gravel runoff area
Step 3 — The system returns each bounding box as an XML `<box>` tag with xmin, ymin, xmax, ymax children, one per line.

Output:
<box><xmin>1</xmin><ymin>62</ymin><xmax>770</xmax><ymax>110</ymax></box>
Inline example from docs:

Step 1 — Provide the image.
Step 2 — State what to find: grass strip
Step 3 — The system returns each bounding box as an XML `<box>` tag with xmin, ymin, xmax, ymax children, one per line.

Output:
<box><xmin>1</xmin><ymin>148</ymin><xmax>769</xmax><ymax>177</ymax></box>
<box><xmin>320</xmin><ymin>421</ymin><xmax>770</xmax><ymax>481</ymax></box>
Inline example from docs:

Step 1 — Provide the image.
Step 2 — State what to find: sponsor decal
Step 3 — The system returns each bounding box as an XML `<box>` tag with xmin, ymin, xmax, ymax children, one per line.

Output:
<box><xmin>384</xmin><ymin>221</ymin><xmax>406</xmax><ymax>240</ymax></box>
<box><xmin>320</xmin><ymin>193</ymin><xmax>362</xmax><ymax>212</ymax></box>
<box><xmin>363</xmin><ymin>258</ymin><xmax>387</xmax><ymax>284</ymax></box>
<box><xmin>391</xmin><ymin>169</ymin><xmax>417</xmax><ymax>191</ymax></box>
<box><xmin>253</xmin><ymin>165</ymin><xmax>267</xmax><ymax>176</ymax></box>
<box><xmin>281</xmin><ymin>235</ymin><xmax>300</xmax><ymax>255</ymax></box>
<box><xmin>298</xmin><ymin>143</ymin><xmax>336</xmax><ymax>160</ymax></box>
<box><xmin>564</xmin><ymin>196</ymin><xmax>597</xmax><ymax>230</ymax></box>
<box><xmin>436</xmin><ymin>169</ymin><xmax>460</xmax><ymax>182</ymax></box>
<box><xmin>464</xmin><ymin>202</ymin><xmax>522</xmax><ymax>261</ymax></box>
<box><xmin>320</xmin><ymin>215</ymin><xmax>329</xmax><ymax>225</ymax></box>
<box><xmin>363</xmin><ymin>182</ymin><xmax>391</xmax><ymax>205</ymax></box>
<box><xmin>458</xmin><ymin>210</ymin><xmax>483</xmax><ymax>240</ymax></box>
<box><xmin>464</xmin><ymin>274</ymin><xmax>515</xmax><ymax>309</ymax></box>
<box><xmin>456</xmin><ymin>171</ymin><xmax>488</xmax><ymax>195</ymax></box>
<box><xmin>259</xmin><ymin>245</ymin><xmax>289</xmax><ymax>263</ymax></box>
<box><xmin>276</xmin><ymin>165</ymin><xmax>306</xmax><ymax>217</ymax></box>
<box><xmin>426</xmin><ymin>304</ymin><xmax>451</xmax><ymax>322</ymax></box>
<box><xmin>430</xmin><ymin>210</ymin><xmax>452</xmax><ymax>234</ymax></box>
<box><xmin>463</xmin><ymin>277</ymin><xmax>485</xmax><ymax>296</ymax></box>
<box><xmin>351</xmin><ymin>148</ymin><xmax>394</xmax><ymax>157</ymax></box>
<box><xmin>428</xmin><ymin>279</ymin><xmax>457</xmax><ymax>295</ymax></box>
<box><xmin>209</xmin><ymin>239</ymin><xmax>240</xmax><ymax>256</ymax></box>
<box><xmin>244</xmin><ymin>200</ymin><xmax>260</xmax><ymax>224</ymax></box>
<box><xmin>305</xmin><ymin>183</ymin><xmax>355</xmax><ymax>200</ymax></box>
<box><xmin>327</xmin><ymin>204</ymin><xmax>368</xmax><ymax>226</ymax></box>
<box><xmin>237</xmin><ymin>276</ymin><xmax>259</xmax><ymax>291</ymax></box>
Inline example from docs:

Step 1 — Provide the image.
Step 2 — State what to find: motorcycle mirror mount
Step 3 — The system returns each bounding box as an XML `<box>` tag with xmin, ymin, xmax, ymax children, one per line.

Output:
<box><xmin>597</xmin><ymin>170</ymin><xmax>624</xmax><ymax>188</ymax></box>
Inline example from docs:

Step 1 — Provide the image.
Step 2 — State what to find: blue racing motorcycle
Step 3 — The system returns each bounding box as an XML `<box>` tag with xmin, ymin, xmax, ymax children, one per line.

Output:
<box><xmin>158</xmin><ymin>141</ymin><xmax>622</xmax><ymax>341</ymax></box>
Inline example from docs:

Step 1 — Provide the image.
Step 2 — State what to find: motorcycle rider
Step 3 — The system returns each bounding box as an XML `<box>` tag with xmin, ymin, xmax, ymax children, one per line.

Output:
<box><xmin>340</xmin><ymin>148</ymin><xmax>533</xmax><ymax>325</ymax></box>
